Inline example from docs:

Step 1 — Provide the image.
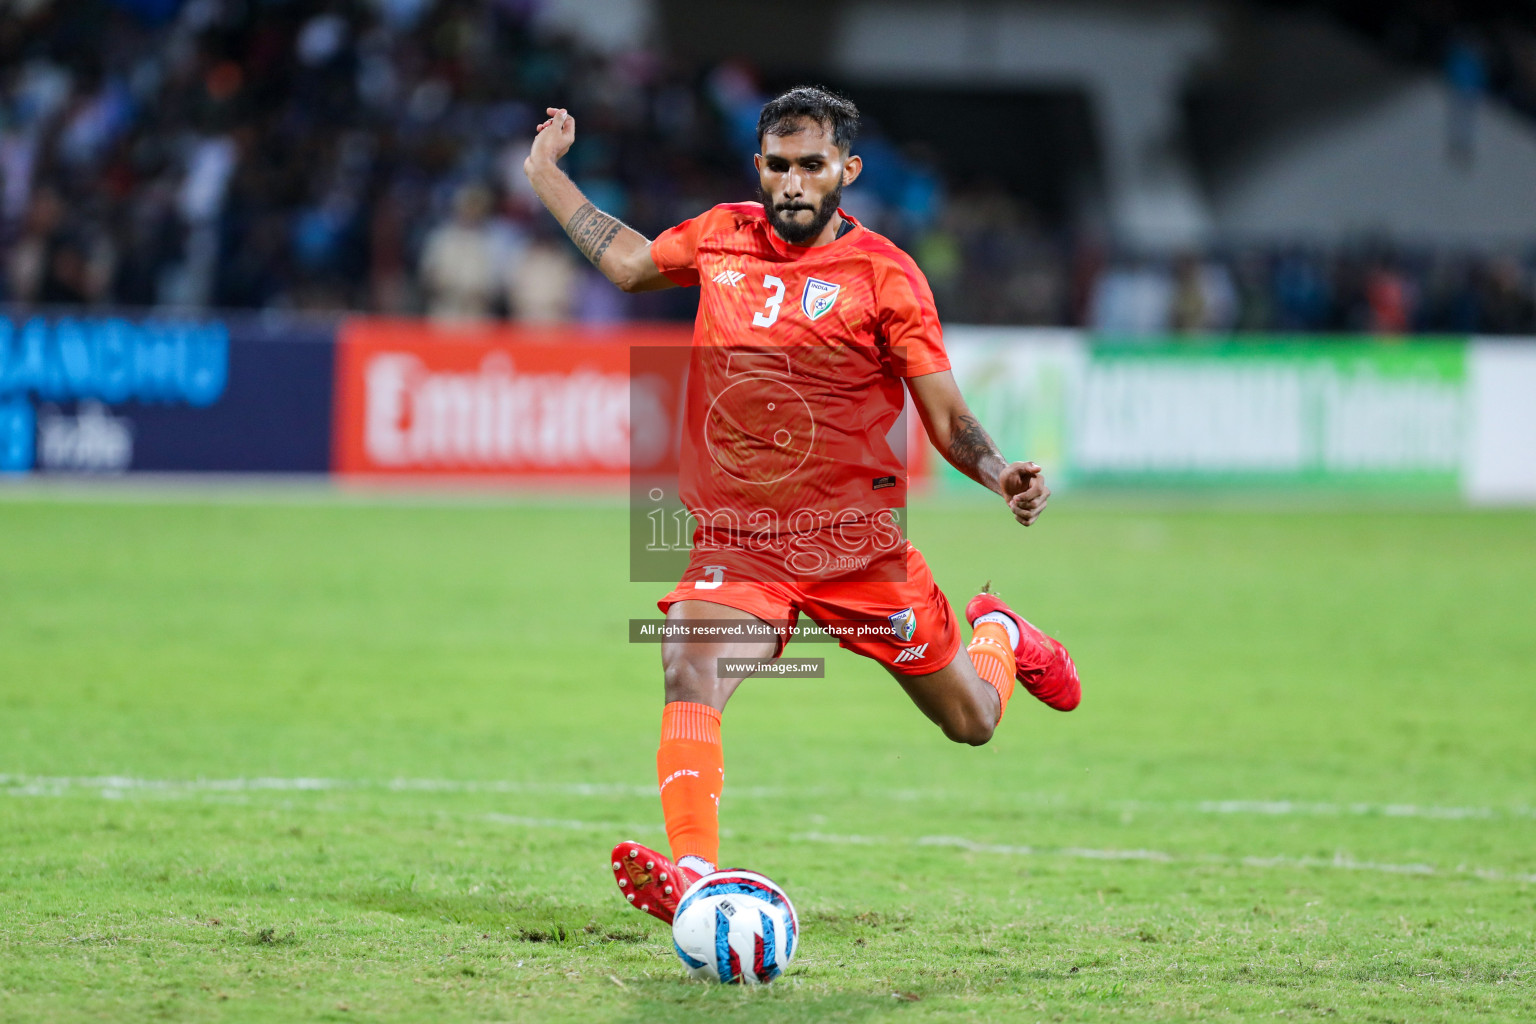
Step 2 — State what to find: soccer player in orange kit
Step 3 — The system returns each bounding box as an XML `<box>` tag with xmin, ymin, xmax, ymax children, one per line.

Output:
<box><xmin>523</xmin><ymin>86</ymin><xmax>1080</xmax><ymax>924</ymax></box>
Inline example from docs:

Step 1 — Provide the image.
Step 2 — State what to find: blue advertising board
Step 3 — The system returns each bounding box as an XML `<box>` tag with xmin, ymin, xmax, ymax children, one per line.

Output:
<box><xmin>0</xmin><ymin>312</ymin><xmax>336</xmax><ymax>474</ymax></box>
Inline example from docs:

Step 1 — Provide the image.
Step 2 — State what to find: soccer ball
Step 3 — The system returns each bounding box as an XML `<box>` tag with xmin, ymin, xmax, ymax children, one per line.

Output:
<box><xmin>671</xmin><ymin>869</ymin><xmax>798</xmax><ymax>984</ymax></box>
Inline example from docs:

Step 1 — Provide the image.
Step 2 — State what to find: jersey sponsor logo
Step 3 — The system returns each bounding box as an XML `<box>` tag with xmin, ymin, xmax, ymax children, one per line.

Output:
<box><xmin>712</xmin><ymin>269</ymin><xmax>745</xmax><ymax>287</ymax></box>
<box><xmin>893</xmin><ymin>643</ymin><xmax>930</xmax><ymax>664</ymax></box>
<box><xmin>888</xmin><ymin>606</ymin><xmax>917</xmax><ymax>642</ymax></box>
<box><xmin>801</xmin><ymin>277</ymin><xmax>840</xmax><ymax>321</ymax></box>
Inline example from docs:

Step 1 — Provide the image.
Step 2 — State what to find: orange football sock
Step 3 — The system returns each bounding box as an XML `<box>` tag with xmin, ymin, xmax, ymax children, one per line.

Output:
<box><xmin>656</xmin><ymin>701</ymin><xmax>724</xmax><ymax>868</ymax></box>
<box><xmin>968</xmin><ymin>622</ymin><xmax>1016</xmax><ymax>721</ymax></box>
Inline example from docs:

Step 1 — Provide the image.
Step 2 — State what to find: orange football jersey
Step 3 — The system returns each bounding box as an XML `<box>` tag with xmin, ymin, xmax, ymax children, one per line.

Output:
<box><xmin>651</xmin><ymin>203</ymin><xmax>947</xmax><ymax>570</ymax></box>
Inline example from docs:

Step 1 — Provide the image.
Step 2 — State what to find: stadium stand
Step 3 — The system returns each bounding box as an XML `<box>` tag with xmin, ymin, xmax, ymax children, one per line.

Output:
<box><xmin>2</xmin><ymin>0</ymin><xmax>1533</xmax><ymax>333</ymax></box>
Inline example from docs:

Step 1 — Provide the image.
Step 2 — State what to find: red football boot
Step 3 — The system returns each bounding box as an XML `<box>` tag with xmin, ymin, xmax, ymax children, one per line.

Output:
<box><xmin>965</xmin><ymin>583</ymin><xmax>1080</xmax><ymax>711</ymax></box>
<box><xmin>609</xmin><ymin>841</ymin><xmax>702</xmax><ymax>925</ymax></box>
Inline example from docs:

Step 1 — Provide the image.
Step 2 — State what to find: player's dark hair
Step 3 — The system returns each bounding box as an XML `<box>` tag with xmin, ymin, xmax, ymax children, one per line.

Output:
<box><xmin>757</xmin><ymin>86</ymin><xmax>860</xmax><ymax>153</ymax></box>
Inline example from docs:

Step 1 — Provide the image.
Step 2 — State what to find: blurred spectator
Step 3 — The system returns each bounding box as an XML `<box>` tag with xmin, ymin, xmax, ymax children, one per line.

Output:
<box><xmin>6</xmin><ymin>186</ymin><xmax>61</xmax><ymax>303</ymax></box>
<box><xmin>1365</xmin><ymin>262</ymin><xmax>1414</xmax><ymax>334</ymax></box>
<box><xmin>1479</xmin><ymin>256</ymin><xmax>1536</xmax><ymax>334</ymax></box>
<box><xmin>1445</xmin><ymin>31</ymin><xmax>1488</xmax><ymax>162</ymax></box>
<box><xmin>508</xmin><ymin>236</ymin><xmax>577</xmax><ymax>323</ymax></box>
<box><xmin>1090</xmin><ymin>259</ymin><xmax>1174</xmax><ymax>336</ymax></box>
<box><xmin>1171</xmin><ymin>253</ymin><xmax>1239</xmax><ymax>334</ymax></box>
<box><xmin>420</xmin><ymin>183</ymin><xmax>513</xmax><ymax>322</ymax></box>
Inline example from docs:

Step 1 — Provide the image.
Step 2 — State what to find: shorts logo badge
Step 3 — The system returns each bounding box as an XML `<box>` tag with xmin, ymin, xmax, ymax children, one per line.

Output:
<box><xmin>888</xmin><ymin>606</ymin><xmax>917</xmax><ymax>642</ymax></box>
<box><xmin>801</xmin><ymin>278</ymin><xmax>840</xmax><ymax>321</ymax></box>
<box><xmin>893</xmin><ymin>643</ymin><xmax>930</xmax><ymax>665</ymax></box>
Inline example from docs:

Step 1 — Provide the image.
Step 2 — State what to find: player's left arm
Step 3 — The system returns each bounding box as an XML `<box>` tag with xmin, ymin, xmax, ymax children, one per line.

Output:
<box><xmin>906</xmin><ymin>370</ymin><xmax>1050</xmax><ymax>527</ymax></box>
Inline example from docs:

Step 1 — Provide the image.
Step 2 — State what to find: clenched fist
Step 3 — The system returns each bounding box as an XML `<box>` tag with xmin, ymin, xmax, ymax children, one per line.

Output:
<box><xmin>525</xmin><ymin>107</ymin><xmax>576</xmax><ymax>175</ymax></box>
<box><xmin>1000</xmin><ymin>461</ymin><xmax>1050</xmax><ymax>526</ymax></box>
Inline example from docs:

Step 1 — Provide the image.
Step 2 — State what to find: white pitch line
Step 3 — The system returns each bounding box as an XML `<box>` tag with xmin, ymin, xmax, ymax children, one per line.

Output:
<box><xmin>2</xmin><ymin>774</ymin><xmax>1533</xmax><ymax>824</ymax></box>
<box><xmin>0</xmin><ymin>774</ymin><xmax>662</xmax><ymax>798</ymax></box>
<box><xmin>0</xmin><ymin>775</ymin><xmax>800</xmax><ymax>800</ymax></box>
<box><xmin>471</xmin><ymin>814</ymin><xmax>1536</xmax><ymax>886</ymax></box>
<box><xmin>1186</xmin><ymin>799</ymin><xmax>1507</xmax><ymax>821</ymax></box>
<box><xmin>5</xmin><ymin>774</ymin><xmax>1532</xmax><ymax>885</ymax></box>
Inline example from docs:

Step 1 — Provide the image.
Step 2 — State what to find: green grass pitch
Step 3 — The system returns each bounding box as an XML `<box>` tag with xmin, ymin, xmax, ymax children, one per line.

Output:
<box><xmin>1</xmin><ymin>490</ymin><xmax>1533</xmax><ymax>1022</ymax></box>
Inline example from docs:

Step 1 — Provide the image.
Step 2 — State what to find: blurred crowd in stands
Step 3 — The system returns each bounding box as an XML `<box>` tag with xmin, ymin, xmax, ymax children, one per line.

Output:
<box><xmin>3</xmin><ymin>0</ymin><xmax>1536</xmax><ymax>335</ymax></box>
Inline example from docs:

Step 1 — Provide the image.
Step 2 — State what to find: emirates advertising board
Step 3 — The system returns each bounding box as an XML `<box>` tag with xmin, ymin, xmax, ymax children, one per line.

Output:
<box><xmin>331</xmin><ymin>318</ymin><xmax>693</xmax><ymax>481</ymax></box>
<box><xmin>944</xmin><ymin>330</ymin><xmax>1484</xmax><ymax>494</ymax></box>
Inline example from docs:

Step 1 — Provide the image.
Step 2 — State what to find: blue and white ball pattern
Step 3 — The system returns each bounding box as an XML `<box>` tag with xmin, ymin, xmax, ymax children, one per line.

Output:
<box><xmin>670</xmin><ymin>869</ymin><xmax>798</xmax><ymax>984</ymax></box>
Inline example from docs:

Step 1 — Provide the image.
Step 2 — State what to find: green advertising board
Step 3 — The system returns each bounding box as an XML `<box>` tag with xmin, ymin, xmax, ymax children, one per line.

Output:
<box><xmin>942</xmin><ymin>332</ymin><xmax>1468</xmax><ymax>493</ymax></box>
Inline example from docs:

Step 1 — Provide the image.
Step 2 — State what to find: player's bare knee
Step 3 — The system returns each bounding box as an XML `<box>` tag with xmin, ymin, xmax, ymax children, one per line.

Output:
<box><xmin>662</xmin><ymin>651</ymin><xmax>729</xmax><ymax>706</ymax></box>
<box><xmin>947</xmin><ymin>693</ymin><xmax>1000</xmax><ymax>746</ymax></box>
<box><xmin>662</xmin><ymin>656</ymin><xmax>706</xmax><ymax>703</ymax></box>
<box><xmin>944</xmin><ymin>715</ymin><xmax>996</xmax><ymax>746</ymax></box>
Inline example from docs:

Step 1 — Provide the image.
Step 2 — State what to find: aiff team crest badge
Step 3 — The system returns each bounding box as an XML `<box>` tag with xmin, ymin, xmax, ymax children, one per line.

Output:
<box><xmin>801</xmin><ymin>277</ymin><xmax>840</xmax><ymax>321</ymax></box>
<box><xmin>888</xmin><ymin>607</ymin><xmax>917</xmax><ymax>642</ymax></box>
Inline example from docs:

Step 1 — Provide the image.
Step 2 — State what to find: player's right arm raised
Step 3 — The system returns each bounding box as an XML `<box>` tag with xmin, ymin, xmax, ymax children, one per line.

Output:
<box><xmin>522</xmin><ymin>107</ymin><xmax>674</xmax><ymax>293</ymax></box>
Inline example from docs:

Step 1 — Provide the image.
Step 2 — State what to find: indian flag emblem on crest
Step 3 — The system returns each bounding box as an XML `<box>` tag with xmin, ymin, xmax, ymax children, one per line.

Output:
<box><xmin>801</xmin><ymin>277</ymin><xmax>840</xmax><ymax>321</ymax></box>
<box><xmin>887</xmin><ymin>607</ymin><xmax>917</xmax><ymax>642</ymax></box>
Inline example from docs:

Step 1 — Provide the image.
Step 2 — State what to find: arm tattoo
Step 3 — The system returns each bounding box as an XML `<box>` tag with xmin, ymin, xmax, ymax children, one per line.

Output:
<box><xmin>948</xmin><ymin>413</ymin><xmax>1005</xmax><ymax>484</ymax></box>
<box><xmin>564</xmin><ymin>202</ymin><xmax>624</xmax><ymax>267</ymax></box>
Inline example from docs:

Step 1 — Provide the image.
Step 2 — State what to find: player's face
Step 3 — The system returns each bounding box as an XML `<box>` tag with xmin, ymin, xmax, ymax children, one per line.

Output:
<box><xmin>754</xmin><ymin>120</ymin><xmax>862</xmax><ymax>245</ymax></box>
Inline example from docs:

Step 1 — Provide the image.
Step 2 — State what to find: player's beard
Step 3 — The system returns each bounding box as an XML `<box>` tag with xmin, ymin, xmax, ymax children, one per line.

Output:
<box><xmin>763</xmin><ymin>183</ymin><xmax>843</xmax><ymax>245</ymax></box>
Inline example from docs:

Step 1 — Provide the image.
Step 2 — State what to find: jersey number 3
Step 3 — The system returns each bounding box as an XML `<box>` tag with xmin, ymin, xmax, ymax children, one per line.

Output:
<box><xmin>752</xmin><ymin>275</ymin><xmax>785</xmax><ymax>328</ymax></box>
